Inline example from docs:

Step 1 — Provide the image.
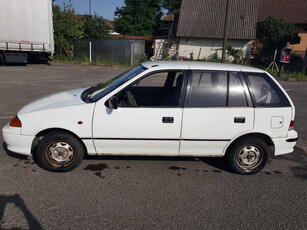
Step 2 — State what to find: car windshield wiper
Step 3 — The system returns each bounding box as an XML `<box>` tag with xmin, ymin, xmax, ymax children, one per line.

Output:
<box><xmin>83</xmin><ymin>83</ymin><xmax>107</xmax><ymax>102</ymax></box>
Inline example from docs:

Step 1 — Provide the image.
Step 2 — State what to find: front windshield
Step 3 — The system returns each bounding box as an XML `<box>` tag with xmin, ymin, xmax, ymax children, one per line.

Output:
<box><xmin>88</xmin><ymin>65</ymin><xmax>147</xmax><ymax>102</ymax></box>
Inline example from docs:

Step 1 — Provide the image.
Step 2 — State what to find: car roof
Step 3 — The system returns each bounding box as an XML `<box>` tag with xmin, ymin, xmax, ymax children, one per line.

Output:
<box><xmin>141</xmin><ymin>61</ymin><xmax>265</xmax><ymax>73</ymax></box>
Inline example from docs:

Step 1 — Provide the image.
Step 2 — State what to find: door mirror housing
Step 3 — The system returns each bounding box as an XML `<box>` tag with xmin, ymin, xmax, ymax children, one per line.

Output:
<box><xmin>107</xmin><ymin>95</ymin><xmax>118</xmax><ymax>109</ymax></box>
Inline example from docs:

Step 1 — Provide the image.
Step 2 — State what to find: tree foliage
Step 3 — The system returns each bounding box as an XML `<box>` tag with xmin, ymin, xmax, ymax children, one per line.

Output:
<box><xmin>114</xmin><ymin>0</ymin><xmax>182</xmax><ymax>36</ymax></box>
<box><xmin>161</xmin><ymin>0</ymin><xmax>181</xmax><ymax>13</ymax></box>
<box><xmin>83</xmin><ymin>14</ymin><xmax>110</xmax><ymax>39</ymax></box>
<box><xmin>53</xmin><ymin>1</ymin><xmax>109</xmax><ymax>56</ymax></box>
<box><xmin>115</xmin><ymin>0</ymin><xmax>163</xmax><ymax>36</ymax></box>
<box><xmin>52</xmin><ymin>3</ymin><xmax>83</xmax><ymax>55</ymax></box>
<box><xmin>256</xmin><ymin>16</ymin><xmax>301</xmax><ymax>57</ymax></box>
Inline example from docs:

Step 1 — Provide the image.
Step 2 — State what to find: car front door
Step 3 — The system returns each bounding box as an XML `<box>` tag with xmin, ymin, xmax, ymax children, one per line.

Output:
<box><xmin>92</xmin><ymin>70</ymin><xmax>187</xmax><ymax>155</ymax></box>
<box><xmin>180</xmin><ymin>70</ymin><xmax>254</xmax><ymax>156</ymax></box>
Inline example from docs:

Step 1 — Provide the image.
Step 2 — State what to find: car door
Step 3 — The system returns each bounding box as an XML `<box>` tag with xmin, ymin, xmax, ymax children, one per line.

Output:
<box><xmin>92</xmin><ymin>70</ymin><xmax>187</xmax><ymax>155</ymax></box>
<box><xmin>180</xmin><ymin>70</ymin><xmax>254</xmax><ymax>156</ymax></box>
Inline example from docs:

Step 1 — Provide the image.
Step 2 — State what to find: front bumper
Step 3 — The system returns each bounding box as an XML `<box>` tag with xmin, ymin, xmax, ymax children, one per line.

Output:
<box><xmin>272</xmin><ymin>130</ymin><xmax>298</xmax><ymax>156</ymax></box>
<box><xmin>2</xmin><ymin>123</ymin><xmax>34</xmax><ymax>156</ymax></box>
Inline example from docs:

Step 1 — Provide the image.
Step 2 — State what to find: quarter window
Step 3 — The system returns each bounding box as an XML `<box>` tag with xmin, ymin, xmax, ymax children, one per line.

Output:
<box><xmin>243</xmin><ymin>72</ymin><xmax>290</xmax><ymax>107</ymax></box>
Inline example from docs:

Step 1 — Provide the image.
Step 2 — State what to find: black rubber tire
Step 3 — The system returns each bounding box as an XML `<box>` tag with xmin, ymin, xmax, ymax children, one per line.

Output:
<box><xmin>227</xmin><ymin>138</ymin><xmax>270</xmax><ymax>175</ymax></box>
<box><xmin>36</xmin><ymin>132</ymin><xmax>85</xmax><ymax>172</ymax></box>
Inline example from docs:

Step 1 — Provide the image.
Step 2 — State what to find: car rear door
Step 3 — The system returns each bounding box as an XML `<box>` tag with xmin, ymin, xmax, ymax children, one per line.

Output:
<box><xmin>180</xmin><ymin>70</ymin><xmax>254</xmax><ymax>156</ymax></box>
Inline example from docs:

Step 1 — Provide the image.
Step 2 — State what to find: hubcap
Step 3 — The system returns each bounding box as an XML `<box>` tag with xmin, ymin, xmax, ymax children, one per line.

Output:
<box><xmin>236</xmin><ymin>145</ymin><xmax>262</xmax><ymax>170</ymax></box>
<box><xmin>47</xmin><ymin>142</ymin><xmax>74</xmax><ymax>165</ymax></box>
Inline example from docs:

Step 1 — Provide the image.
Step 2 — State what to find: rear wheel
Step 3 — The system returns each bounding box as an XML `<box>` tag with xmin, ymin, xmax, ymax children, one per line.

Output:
<box><xmin>227</xmin><ymin>138</ymin><xmax>270</xmax><ymax>175</ymax></box>
<box><xmin>36</xmin><ymin>132</ymin><xmax>85</xmax><ymax>172</ymax></box>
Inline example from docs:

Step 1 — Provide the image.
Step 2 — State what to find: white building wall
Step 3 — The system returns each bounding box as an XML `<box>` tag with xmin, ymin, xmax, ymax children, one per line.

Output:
<box><xmin>178</xmin><ymin>38</ymin><xmax>252</xmax><ymax>60</ymax></box>
<box><xmin>153</xmin><ymin>38</ymin><xmax>177</xmax><ymax>60</ymax></box>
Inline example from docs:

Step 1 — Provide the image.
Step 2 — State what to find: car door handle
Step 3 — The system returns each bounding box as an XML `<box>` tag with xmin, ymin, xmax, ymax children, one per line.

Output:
<box><xmin>234</xmin><ymin>117</ymin><xmax>245</xmax><ymax>123</ymax></box>
<box><xmin>162</xmin><ymin>117</ymin><xmax>174</xmax><ymax>123</ymax></box>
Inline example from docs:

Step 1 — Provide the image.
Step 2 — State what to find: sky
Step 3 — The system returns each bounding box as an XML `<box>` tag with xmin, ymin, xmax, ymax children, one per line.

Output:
<box><xmin>54</xmin><ymin>0</ymin><xmax>125</xmax><ymax>20</ymax></box>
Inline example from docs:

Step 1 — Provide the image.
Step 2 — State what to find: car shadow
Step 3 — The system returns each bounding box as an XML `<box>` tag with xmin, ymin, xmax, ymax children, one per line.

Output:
<box><xmin>2</xmin><ymin>143</ymin><xmax>28</xmax><ymax>160</ymax></box>
<box><xmin>2</xmin><ymin>142</ymin><xmax>235</xmax><ymax>173</ymax></box>
<box><xmin>278</xmin><ymin>146</ymin><xmax>307</xmax><ymax>180</ymax></box>
<box><xmin>84</xmin><ymin>154</ymin><xmax>233</xmax><ymax>172</ymax></box>
<box><xmin>5</xmin><ymin>141</ymin><xmax>306</xmax><ymax>178</ymax></box>
<box><xmin>84</xmin><ymin>154</ymin><xmax>197</xmax><ymax>162</ymax></box>
<box><xmin>0</xmin><ymin>194</ymin><xmax>43</xmax><ymax>230</ymax></box>
<box><xmin>198</xmin><ymin>157</ymin><xmax>233</xmax><ymax>173</ymax></box>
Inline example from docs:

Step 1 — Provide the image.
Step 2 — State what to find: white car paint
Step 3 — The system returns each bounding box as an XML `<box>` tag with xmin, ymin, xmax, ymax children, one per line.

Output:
<box><xmin>3</xmin><ymin>88</ymin><xmax>96</xmax><ymax>155</ymax></box>
<box><xmin>180</xmin><ymin>107</ymin><xmax>254</xmax><ymax>156</ymax></box>
<box><xmin>2</xmin><ymin>61</ymin><xmax>298</xmax><ymax>161</ymax></box>
<box><xmin>93</xmin><ymin>107</ymin><xmax>183</xmax><ymax>155</ymax></box>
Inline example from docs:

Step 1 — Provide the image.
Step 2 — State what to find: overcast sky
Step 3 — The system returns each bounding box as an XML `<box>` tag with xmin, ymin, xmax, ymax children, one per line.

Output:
<box><xmin>54</xmin><ymin>0</ymin><xmax>125</xmax><ymax>20</ymax></box>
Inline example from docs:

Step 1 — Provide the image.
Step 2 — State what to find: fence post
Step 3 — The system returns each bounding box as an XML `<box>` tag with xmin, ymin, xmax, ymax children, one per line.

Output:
<box><xmin>131</xmin><ymin>40</ymin><xmax>134</xmax><ymax>66</ymax></box>
<box><xmin>89</xmin><ymin>41</ymin><xmax>92</xmax><ymax>63</ymax></box>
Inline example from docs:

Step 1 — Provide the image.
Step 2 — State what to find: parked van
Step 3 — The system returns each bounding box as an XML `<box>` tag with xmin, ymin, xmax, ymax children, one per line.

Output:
<box><xmin>2</xmin><ymin>61</ymin><xmax>298</xmax><ymax>174</ymax></box>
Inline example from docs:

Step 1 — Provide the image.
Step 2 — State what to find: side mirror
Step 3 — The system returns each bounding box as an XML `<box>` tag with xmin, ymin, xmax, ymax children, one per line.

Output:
<box><xmin>108</xmin><ymin>95</ymin><xmax>118</xmax><ymax>110</ymax></box>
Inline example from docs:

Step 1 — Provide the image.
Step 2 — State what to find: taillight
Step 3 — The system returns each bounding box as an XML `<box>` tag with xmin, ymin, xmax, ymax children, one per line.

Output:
<box><xmin>9</xmin><ymin>116</ymin><xmax>22</xmax><ymax>127</ymax></box>
<box><xmin>289</xmin><ymin>120</ymin><xmax>294</xmax><ymax>130</ymax></box>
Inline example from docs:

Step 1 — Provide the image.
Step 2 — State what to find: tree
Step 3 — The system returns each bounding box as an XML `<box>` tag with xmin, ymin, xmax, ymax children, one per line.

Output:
<box><xmin>161</xmin><ymin>0</ymin><xmax>181</xmax><ymax>13</ymax></box>
<box><xmin>83</xmin><ymin>14</ymin><xmax>110</xmax><ymax>39</ymax></box>
<box><xmin>52</xmin><ymin>2</ymin><xmax>83</xmax><ymax>55</ymax></box>
<box><xmin>114</xmin><ymin>0</ymin><xmax>163</xmax><ymax>36</ymax></box>
<box><xmin>256</xmin><ymin>16</ymin><xmax>301</xmax><ymax>58</ymax></box>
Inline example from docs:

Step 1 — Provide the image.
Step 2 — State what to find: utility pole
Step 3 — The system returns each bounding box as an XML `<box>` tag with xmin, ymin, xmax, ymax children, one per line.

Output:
<box><xmin>221</xmin><ymin>0</ymin><xmax>231</xmax><ymax>63</ymax></box>
<box><xmin>89</xmin><ymin>0</ymin><xmax>92</xmax><ymax>16</ymax></box>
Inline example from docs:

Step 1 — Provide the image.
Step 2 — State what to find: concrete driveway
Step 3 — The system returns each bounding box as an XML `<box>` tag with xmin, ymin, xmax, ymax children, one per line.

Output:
<box><xmin>0</xmin><ymin>63</ymin><xmax>306</xmax><ymax>229</ymax></box>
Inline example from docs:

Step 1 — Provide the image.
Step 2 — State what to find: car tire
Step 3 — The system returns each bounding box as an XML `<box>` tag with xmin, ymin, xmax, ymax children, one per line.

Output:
<box><xmin>227</xmin><ymin>138</ymin><xmax>270</xmax><ymax>175</ymax></box>
<box><xmin>36</xmin><ymin>131</ymin><xmax>85</xmax><ymax>172</ymax></box>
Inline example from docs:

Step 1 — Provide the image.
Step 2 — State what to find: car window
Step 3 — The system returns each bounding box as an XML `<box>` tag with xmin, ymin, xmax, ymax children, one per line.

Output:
<box><xmin>116</xmin><ymin>71</ymin><xmax>184</xmax><ymax>107</ymax></box>
<box><xmin>188</xmin><ymin>71</ymin><xmax>228</xmax><ymax>107</ymax></box>
<box><xmin>243</xmin><ymin>72</ymin><xmax>290</xmax><ymax>107</ymax></box>
<box><xmin>188</xmin><ymin>71</ymin><xmax>248</xmax><ymax>107</ymax></box>
<box><xmin>228</xmin><ymin>72</ymin><xmax>247</xmax><ymax>107</ymax></box>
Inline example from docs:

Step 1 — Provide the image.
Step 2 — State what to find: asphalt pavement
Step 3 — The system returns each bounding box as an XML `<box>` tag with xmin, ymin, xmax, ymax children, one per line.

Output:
<box><xmin>0</xmin><ymin>63</ymin><xmax>306</xmax><ymax>230</ymax></box>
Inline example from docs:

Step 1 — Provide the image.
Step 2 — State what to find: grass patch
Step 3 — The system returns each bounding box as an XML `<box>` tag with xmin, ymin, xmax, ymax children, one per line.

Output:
<box><xmin>251</xmin><ymin>64</ymin><xmax>307</xmax><ymax>81</ymax></box>
<box><xmin>54</xmin><ymin>55</ymin><xmax>133</xmax><ymax>67</ymax></box>
<box><xmin>280</xmin><ymin>69</ymin><xmax>307</xmax><ymax>80</ymax></box>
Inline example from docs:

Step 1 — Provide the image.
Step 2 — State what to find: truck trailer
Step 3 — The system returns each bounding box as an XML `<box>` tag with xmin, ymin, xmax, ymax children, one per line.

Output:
<box><xmin>0</xmin><ymin>0</ymin><xmax>54</xmax><ymax>65</ymax></box>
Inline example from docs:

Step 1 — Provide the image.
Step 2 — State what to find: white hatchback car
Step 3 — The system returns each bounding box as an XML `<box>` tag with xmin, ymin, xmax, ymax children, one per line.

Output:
<box><xmin>2</xmin><ymin>61</ymin><xmax>298</xmax><ymax>174</ymax></box>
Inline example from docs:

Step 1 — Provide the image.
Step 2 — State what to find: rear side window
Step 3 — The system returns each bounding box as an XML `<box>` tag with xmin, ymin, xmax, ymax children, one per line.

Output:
<box><xmin>243</xmin><ymin>72</ymin><xmax>290</xmax><ymax>107</ymax></box>
<box><xmin>188</xmin><ymin>71</ymin><xmax>247</xmax><ymax>107</ymax></box>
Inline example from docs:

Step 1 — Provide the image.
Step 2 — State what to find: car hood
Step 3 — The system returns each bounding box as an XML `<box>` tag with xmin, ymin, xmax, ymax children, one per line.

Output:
<box><xmin>18</xmin><ymin>88</ymin><xmax>87</xmax><ymax>115</ymax></box>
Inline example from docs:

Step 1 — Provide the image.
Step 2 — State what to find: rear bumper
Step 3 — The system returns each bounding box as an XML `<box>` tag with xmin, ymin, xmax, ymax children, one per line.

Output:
<box><xmin>2</xmin><ymin>124</ymin><xmax>34</xmax><ymax>156</ymax></box>
<box><xmin>272</xmin><ymin>130</ymin><xmax>298</xmax><ymax>156</ymax></box>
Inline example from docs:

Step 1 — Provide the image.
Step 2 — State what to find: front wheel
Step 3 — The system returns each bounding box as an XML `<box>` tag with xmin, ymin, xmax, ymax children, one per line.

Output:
<box><xmin>227</xmin><ymin>138</ymin><xmax>270</xmax><ymax>175</ymax></box>
<box><xmin>36</xmin><ymin>132</ymin><xmax>85</xmax><ymax>172</ymax></box>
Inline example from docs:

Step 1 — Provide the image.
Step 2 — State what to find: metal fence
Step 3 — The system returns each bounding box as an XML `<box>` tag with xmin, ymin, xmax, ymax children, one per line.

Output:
<box><xmin>73</xmin><ymin>39</ymin><xmax>145</xmax><ymax>65</ymax></box>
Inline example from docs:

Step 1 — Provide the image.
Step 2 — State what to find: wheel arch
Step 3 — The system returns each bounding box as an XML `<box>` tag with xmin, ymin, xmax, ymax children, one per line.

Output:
<box><xmin>31</xmin><ymin>128</ymin><xmax>88</xmax><ymax>155</ymax></box>
<box><xmin>224</xmin><ymin>133</ymin><xmax>275</xmax><ymax>157</ymax></box>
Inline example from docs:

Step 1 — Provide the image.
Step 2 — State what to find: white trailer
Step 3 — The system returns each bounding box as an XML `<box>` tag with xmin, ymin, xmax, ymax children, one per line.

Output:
<box><xmin>0</xmin><ymin>0</ymin><xmax>54</xmax><ymax>64</ymax></box>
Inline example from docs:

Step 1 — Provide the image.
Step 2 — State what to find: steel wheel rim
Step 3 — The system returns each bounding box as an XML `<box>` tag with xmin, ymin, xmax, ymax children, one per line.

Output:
<box><xmin>236</xmin><ymin>145</ymin><xmax>263</xmax><ymax>171</ymax></box>
<box><xmin>45</xmin><ymin>141</ymin><xmax>76</xmax><ymax>167</ymax></box>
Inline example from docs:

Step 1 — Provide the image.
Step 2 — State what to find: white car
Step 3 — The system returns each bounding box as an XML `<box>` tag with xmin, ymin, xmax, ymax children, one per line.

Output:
<box><xmin>2</xmin><ymin>61</ymin><xmax>298</xmax><ymax>174</ymax></box>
